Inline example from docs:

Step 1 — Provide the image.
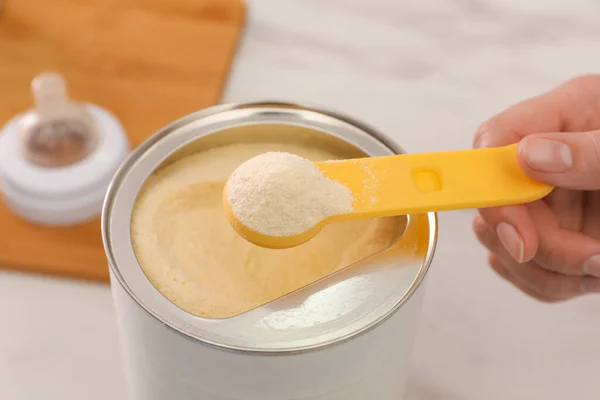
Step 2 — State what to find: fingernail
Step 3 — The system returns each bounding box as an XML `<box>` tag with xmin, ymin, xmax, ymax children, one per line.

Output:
<box><xmin>474</xmin><ymin>131</ymin><xmax>490</xmax><ymax>149</ymax></box>
<box><xmin>581</xmin><ymin>278</ymin><xmax>600</xmax><ymax>293</ymax></box>
<box><xmin>583</xmin><ymin>254</ymin><xmax>600</xmax><ymax>278</ymax></box>
<box><xmin>496</xmin><ymin>222</ymin><xmax>524</xmax><ymax>263</ymax></box>
<box><xmin>520</xmin><ymin>138</ymin><xmax>573</xmax><ymax>172</ymax></box>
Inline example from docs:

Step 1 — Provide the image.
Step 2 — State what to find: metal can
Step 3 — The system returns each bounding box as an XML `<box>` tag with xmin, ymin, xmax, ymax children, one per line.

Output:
<box><xmin>102</xmin><ymin>102</ymin><xmax>437</xmax><ymax>400</ymax></box>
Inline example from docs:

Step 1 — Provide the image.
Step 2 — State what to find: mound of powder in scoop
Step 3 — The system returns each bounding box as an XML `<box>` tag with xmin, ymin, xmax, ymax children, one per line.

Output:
<box><xmin>226</xmin><ymin>152</ymin><xmax>354</xmax><ymax>237</ymax></box>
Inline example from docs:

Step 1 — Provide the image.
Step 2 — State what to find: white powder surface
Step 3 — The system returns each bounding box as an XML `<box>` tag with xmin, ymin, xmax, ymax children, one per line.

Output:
<box><xmin>226</xmin><ymin>152</ymin><xmax>355</xmax><ymax>237</ymax></box>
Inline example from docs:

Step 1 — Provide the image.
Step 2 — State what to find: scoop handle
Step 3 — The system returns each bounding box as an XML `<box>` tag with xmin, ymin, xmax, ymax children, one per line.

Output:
<box><xmin>317</xmin><ymin>144</ymin><xmax>553</xmax><ymax>216</ymax></box>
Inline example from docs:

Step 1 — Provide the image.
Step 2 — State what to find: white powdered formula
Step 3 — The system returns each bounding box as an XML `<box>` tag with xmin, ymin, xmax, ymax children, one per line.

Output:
<box><xmin>226</xmin><ymin>152</ymin><xmax>354</xmax><ymax>237</ymax></box>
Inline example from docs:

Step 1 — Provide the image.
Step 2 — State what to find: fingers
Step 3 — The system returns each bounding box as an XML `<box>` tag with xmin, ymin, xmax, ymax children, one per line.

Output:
<box><xmin>488</xmin><ymin>253</ymin><xmax>600</xmax><ymax>302</ymax></box>
<box><xmin>476</xmin><ymin>205</ymin><xmax>538</xmax><ymax>263</ymax></box>
<box><xmin>477</xmin><ymin>77</ymin><xmax>600</xmax><ymax>190</ymax></box>
<box><xmin>582</xmin><ymin>191</ymin><xmax>600</xmax><ymax>239</ymax></box>
<box><xmin>517</xmin><ymin>130</ymin><xmax>600</xmax><ymax>190</ymax></box>
<box><xmin>474</xmin><ymin>215</ymin><xmax>600</xmax><ymax>300</ymax></box>
<box><xmin>475</xmin><ymin>208</ymin><xmax>600</xmax><ymax>278</ymax></box>
<box><xmin>473</xmin><ymin>93</ymin><xmax>559</xmax><ymax>148</ymax></box>
<box><xmin>474</xmin><ymin>213</ymin><xmax>531</xmax><ymax>265</ymax></box>
<box><xmin>526</xmin><ymin>200</ymin><xmax>600</xmax><ymax>277</ymax></box>
<box><xmin>474</xmin><ymin>213</ymin><xmax>529</xmax><ymax>264</ymax></box>
<box><xmin>471</xmin><ymin>75</ymin><xmax>600</xmax><ymax>301</ymax></box>
<box><xmin>542</xmin><ymin>188</ymin><xmax>583</xmax><ymax>231</ymax></box>
<box><xmin>473</xmin><ymin>213</ymin><xmax>496</xmax><ymax>249</ymax></box>
<box><xmin>472</xmin><ymin>76</ymin><xmax>600</xmax><ymax>264</ymax></box>
<box><xmin>474</xmin><ymin>75</ymin><xmax>600</xmax><ymax>149</ymax></box>
<box><xmin>488</xmin><ymin>255</ymin><xmax>573</xmax><ymax>302</ymax></box>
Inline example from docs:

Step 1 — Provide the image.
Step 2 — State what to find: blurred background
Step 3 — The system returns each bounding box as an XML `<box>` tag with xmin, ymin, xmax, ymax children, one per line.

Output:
<box><xmin>1</xmin><ymin>0</ymin><xmax>600</xmax><ymax>399</ymax></box>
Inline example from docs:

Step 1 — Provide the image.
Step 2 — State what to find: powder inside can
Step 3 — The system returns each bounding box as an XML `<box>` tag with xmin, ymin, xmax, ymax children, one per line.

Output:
<box><xmin>226</xmin><ymin>152</ymin><xmax>354</xmax><ymax>237</ymax></box>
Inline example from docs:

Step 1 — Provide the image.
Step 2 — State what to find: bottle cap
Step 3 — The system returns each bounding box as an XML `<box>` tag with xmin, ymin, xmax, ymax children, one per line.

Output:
<box><xmin>0</xmin><ymin>72</ymin><xmax>130</xmax><ymax>226</ymax></box>
<box><xmin>19</xmin><ymin>72</ymin><xmax>99</xmax><ymax>168</ymax></box>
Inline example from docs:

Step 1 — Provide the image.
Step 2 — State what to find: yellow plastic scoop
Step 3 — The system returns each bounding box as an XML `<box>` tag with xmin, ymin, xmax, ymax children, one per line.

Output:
<box><xmin>223</xmin><ymin>144</ymin><xmax>553</xmax><ymax>249</ymax></box>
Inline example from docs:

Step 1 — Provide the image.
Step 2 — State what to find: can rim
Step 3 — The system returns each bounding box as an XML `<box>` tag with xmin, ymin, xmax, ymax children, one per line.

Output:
<box><xmin>102</xmin><ymin>101</ymin><xmax>438</xmax><ymax>355</ymax></box>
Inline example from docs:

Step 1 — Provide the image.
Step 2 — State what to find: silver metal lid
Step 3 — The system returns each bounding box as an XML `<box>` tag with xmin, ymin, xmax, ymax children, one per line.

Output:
<box><xmin>102</xmin><ymin>102</ymin><xmax>437</xmax><ymax>354</ymax></box>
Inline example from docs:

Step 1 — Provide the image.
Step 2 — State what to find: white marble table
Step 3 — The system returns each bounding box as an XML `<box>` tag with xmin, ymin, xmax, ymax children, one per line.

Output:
<box><xmin>2</xmin><ymin>0</ymin><xmax>600</xmax><ymax>399</ymax></box>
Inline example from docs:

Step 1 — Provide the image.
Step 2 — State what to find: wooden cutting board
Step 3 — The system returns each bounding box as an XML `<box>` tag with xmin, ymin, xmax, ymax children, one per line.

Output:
<box><xmin>0</xmin><ymin>0</ymin><xmax>245</xmax><ymax>282</ymax></box>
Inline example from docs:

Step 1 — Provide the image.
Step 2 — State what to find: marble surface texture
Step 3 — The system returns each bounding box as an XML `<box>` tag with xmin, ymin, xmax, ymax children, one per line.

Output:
<box><xmin>2</xmin><ymin>0</ymin><xmax>600</xmax><ymax>399</ymax></box>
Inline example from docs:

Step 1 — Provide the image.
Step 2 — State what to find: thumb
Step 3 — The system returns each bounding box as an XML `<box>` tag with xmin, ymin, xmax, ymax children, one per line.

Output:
<box><xmin>517</xmin><ymin>130</ymin><xmax>600</xmax><ymax>190</ymax></box>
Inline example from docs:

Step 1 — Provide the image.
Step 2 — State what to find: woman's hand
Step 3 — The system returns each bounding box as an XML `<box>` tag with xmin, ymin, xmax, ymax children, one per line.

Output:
<box><xmin>473</xmin><ymin>75</ymin><xmax>600</xmax><ymax>302</ymax></box>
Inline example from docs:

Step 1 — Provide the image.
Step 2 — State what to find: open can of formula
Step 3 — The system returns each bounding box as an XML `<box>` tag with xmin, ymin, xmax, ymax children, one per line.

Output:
<box><xmin>102</xmin><ymin>102</ymin><xmax>438</xmax><ymax>400</ymax></box>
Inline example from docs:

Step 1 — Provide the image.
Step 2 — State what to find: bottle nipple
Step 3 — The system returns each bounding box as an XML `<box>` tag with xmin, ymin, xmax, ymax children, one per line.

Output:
<box><xmin>18</xmin><ymin>73</ymin><xmax>99</xmax><ymax>168</ymax></box>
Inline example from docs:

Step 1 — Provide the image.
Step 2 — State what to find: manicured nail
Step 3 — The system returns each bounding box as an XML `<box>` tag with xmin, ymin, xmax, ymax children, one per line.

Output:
<box><xmin>583</xmin><ymin>254</ymin><xmax>600</xmax><ymax>278</ymax></box>
<box><xmin>496</xmin><ymin>222</ymin><xmax>524</xmax><ymax>263</ymax></box>
<box><xmin>520</xmin><ymin>138</ymin><xmax>573</xmax><ymax>172</ymax></box>
<box><xmin>474</xmin><ymin>131</ymin><xmax>490</xmax><ymax>149</ymax></box>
